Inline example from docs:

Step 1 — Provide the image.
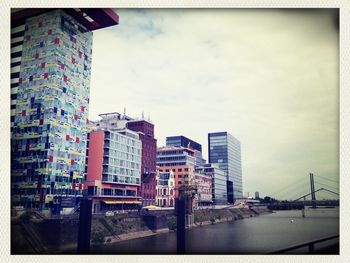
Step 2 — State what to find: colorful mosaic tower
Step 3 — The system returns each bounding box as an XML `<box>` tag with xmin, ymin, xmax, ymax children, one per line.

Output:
<box><xmin>11</xmin><ymin>10</ymin><xmax>96</xmax><ymax>208</ymax></box>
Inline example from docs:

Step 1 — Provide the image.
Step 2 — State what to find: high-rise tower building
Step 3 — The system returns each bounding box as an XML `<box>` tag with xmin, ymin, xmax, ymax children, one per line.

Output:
<box><xmin>208</xmin><ymin>132</ymin><xmax>243</xmax><ymax>202</ymax></box>
<box><xmin>11</xmin><ymin>9</ymin><xmax>119</xmax><ymax>209</ymax></box>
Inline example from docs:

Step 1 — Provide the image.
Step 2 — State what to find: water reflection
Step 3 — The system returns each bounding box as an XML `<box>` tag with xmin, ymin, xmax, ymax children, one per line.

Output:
<box><xmin>92</xmin><ymin>208</ymin><xmax>339</xmax><ymax>254</ymax></box>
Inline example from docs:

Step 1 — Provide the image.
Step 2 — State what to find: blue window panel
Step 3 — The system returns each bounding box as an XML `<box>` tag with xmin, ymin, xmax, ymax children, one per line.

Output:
<box><xmin>30</xmin><ymin>97</ymin><xmax>35</xmax><ymax>103</ymax></box>
<box><xmin>62</xmin><ymin>87</ymin><xmax>67</xmax><ymax>93</ymax></box>
<box><xmin>29</xmin><ymin>76</ymin><xmax>33</xmax><ymax>81</ymax></box>
<box><xmin>61</xmin><ymin>109</ymin><xmax>65</xmax><ymax>116</ymax></box>
<box><xmin>40</xmin><ymin>41</ymin><xmax>44</xmax><ymax>47</ymax></box>
<box><xmin>53</xmin><ymin>107</ymin><xmax>57</xmax><ymax>113</ymax></box>
<box><xmin>11</xmin><ymin>72</ymin><xmax>20</xmax><ymax>79</ymax></box>
<box><xmin>70</xmin><ymin>171</ymin><xmax>73</xmax><ymax>177</ymax></box>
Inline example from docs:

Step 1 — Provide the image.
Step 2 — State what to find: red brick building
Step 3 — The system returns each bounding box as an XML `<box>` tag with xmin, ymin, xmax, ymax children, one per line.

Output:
<box><xmin>127</xmin><ymin>120</ymin><xmax>157</xmax><ymax>206</ymax></box>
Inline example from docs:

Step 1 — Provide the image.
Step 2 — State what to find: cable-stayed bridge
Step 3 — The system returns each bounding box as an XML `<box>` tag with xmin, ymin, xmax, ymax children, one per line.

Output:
<box><xmin>267</xmin><ymin>173</ymin><xmax>339</xmax><ymax>210</ymax></box>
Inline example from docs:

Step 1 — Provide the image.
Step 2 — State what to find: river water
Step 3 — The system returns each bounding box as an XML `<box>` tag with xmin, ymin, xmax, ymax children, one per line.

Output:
<box><xmin>92</xmin><ymin>208</ymin><xmax>339</xmax><ymax>254</ymax></box>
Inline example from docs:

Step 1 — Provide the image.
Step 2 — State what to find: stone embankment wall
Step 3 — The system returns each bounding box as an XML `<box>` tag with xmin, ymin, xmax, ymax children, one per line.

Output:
<box><xmin>193</xmin><ymin>206</ymin><xmax>271</xmax><ymax>226</ymax></box>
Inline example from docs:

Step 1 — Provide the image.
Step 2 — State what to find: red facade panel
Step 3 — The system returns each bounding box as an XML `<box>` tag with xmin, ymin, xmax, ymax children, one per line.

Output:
<box><xmin>86</xmin><ymin>131</ymin><xmax>105</xmax><ymax>181</ymax></box>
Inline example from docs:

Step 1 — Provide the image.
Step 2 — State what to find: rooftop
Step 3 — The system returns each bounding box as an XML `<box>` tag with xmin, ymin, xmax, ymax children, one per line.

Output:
<box><xmin>11</xmin><ymin>8</ymin><xmax>119</xmax><ymax>31</ymax></box>
<box><xmin>157</xmin><ymin>146</ymin><xmax>195</xmax><ymax>153</ymax></box>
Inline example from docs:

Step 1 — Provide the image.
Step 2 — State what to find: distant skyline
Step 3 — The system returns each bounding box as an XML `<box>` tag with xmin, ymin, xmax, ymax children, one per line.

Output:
<box><xmin>89</xmin><ymin>9</ymin><xmax>339</xmax><ymax>200</ymax></box>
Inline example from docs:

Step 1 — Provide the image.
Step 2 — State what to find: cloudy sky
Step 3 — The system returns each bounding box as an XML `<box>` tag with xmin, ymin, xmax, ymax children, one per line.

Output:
<box><xmin>89</xmin><ymin>9</ymin><xmax>339</xmax><ymax>200</ymax></box>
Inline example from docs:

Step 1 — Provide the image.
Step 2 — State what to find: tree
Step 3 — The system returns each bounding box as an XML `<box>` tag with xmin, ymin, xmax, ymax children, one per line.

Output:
<box><xmin>262</xmin><ymin>196</ymin><xmax>278</xmax><ymax>203</ymax></box>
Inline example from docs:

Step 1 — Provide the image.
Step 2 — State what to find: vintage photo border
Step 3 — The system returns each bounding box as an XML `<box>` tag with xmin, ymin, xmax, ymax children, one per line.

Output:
<box><xmin>1</xmin><ymin>0</ymin><xmax>349</xmax><ymax>262</ymax></box>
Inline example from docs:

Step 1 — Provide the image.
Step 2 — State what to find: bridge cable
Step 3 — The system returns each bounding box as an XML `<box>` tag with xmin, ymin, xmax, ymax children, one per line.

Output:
<box><xmin>313</xmin><ymin>174</ymin><xmax>338</xmax><ymax>184</ymax></box>
<box><xmin>269</xmin><ymin>178</ymin><xmax>309</xmax><ymax>198</ymax></box>
<box><xmin>277</xmin><ymin>183</ymin><xmax>310</xmax><ymax>201</ymax></box>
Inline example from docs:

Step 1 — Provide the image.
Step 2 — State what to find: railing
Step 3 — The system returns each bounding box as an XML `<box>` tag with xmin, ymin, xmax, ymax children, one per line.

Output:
<box><xmin>268</xmin><ymin>234</ymin><xmax>339</xmax><ymax>254</ymax></box>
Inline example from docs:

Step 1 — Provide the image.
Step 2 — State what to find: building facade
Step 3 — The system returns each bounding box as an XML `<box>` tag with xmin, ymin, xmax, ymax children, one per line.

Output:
<box><xmin>88</xmin><ymin>112</ymin><xmax>158</xmax><ymax>207</ymax></box>
<box><xmin>127</xmin><ymin>120</ymin><xmax>157</xmax><ymax>206</ymax></box>
<box><xmin>127</xmin><ymin>120</ymin><xmax>157</xmax><ymax>175</ymax></box>
<box><xmin>155</xmin><ymin>170</ymin><xmax>175</xmax><ymax>207</ymax></box>
<box><xmin>157</xmin><ymin>146</ymin><xmax>198</xmax><ymax>204</ymax></box>
<box><xmin>11</xmin><ymin>9</ymin><xmax>118</xmax><ymax>209</ymax></box>
<box><xmin>85</xmin><ymin>129</ymin><xmax>142</xmax><ymax>213</ymax></box>
<box><xmin>208</xmin><ymin>132</ymin><xmax>243</xmax><ymax>203</ymax></box>
<box><xmin>193</xmin><ymin>171</ymin><xmax>213</xmax><ymax>206</ymax></box>
<box><xmin>195</xmin><ymin>164</ymin><xmax>227</xmax><ymax>205</ymax></box>
<box><xmin>166</xmin><ymin>135</ymin><xmax>205</xmax><ymax>166</ymax></box>
<box><xmin>157</xmin><ymin>146</ymin><xmax>196</xmax><ymax>168</ymax></box>
<box><xmin>140</xmin><ymin>173</ymin><xmax>156</xmax><ymax>206</ymax></box>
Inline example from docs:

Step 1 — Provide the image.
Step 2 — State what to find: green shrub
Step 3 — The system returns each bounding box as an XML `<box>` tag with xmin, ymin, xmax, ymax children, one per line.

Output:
<box><xmin>194</xmin><ymin>211</ymin><xmax>208</xmax><ymax>223</ymax></box>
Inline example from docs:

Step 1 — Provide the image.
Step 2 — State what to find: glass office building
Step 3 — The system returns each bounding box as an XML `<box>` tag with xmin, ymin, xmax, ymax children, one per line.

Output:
<box><xmin>208</xmin><ymin>132</ymin><xmax>243</xmax><ymax>202</ymax></box>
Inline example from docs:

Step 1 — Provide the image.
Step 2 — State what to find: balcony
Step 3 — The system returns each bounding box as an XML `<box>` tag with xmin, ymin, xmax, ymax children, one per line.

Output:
<box><xmin>86</xmin><ymin>187</ymin><xmax>140</xmax><ymax>198</ymax></box>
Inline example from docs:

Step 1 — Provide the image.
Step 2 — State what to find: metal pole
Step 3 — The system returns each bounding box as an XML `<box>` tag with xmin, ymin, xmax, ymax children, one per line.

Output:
<box><xmin>310</xmin><ymin>173</ymin><xmax>316</xmax><ymax>208</ymax></box>
<box><xmin>311</xmin><ymin>173</ymin><xmax>316</xmax><ymax>208</ymax></box>
<box><xmin>77</xmin><ymin>198</ymin><xmax>92</xmax><ymax>254</ymax></box>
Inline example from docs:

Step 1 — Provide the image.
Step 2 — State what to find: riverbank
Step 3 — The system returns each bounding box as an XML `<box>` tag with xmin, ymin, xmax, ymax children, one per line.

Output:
<box><xmin>90</xmin><ymin>208</ymin><xmax>339</xmax><ymax>255</ymax></box>
<box><xmin>97</xmin><ymin>207</ymin><xmax>272</xmax><ymax>246</ymax></box>
<box><xmin>11</xmin><ymin>206</ymin><xmax>272</xmax><ymax>253</ymax></box>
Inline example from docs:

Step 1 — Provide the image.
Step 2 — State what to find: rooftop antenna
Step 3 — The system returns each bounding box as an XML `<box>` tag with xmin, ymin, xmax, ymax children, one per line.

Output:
<box><xmin>142</xmin><ymin>111</ymin><xmax>144</xmax><ymax>119</ymax></box>
<box><xmin>148</xmin><ymin>114</ymin><xmax>150</xmax><ymax>121</ymax></box>
<box><xmin>123</xmin><ymin>106</ymin><xmax>126</xmax><ymax>117</ymax></box>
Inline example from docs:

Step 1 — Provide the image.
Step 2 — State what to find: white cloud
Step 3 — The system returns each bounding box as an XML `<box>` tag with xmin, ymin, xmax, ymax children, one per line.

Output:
<box><xmin>90</xmin><ymin>9</ymin><xmax>338</xmax><ymax>200</ymax></box>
